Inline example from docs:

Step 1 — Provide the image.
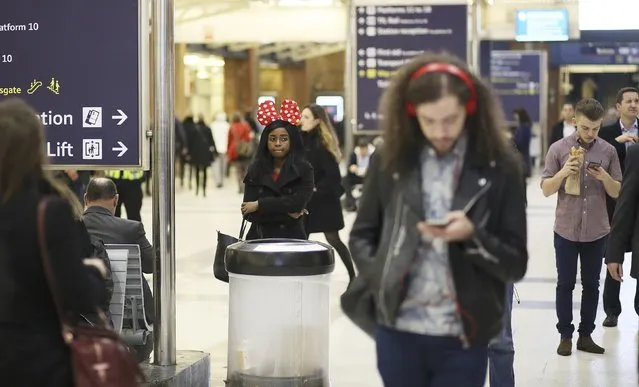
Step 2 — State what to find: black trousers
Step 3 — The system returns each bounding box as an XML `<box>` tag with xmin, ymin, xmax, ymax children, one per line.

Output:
<box><xmin>113</xmin><ymin>179</ymin><xmax>143</xmax><ymax>221</ymax></box>
<box><xmin>602</xmin><ymin>269</ymin><xmax>639</xmax><ymax>317</ymax></box>
<box><xmin>342</xmin><ymin>174</ymin><xmax>364</xmax><ymax>207</ymax></box>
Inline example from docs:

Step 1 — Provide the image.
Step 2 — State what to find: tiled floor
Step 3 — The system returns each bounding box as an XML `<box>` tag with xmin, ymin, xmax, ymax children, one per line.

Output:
<box><xmin>136</xmin><ymin>176</ymin><xmax>638</xmax><ymax>386</ymax></box>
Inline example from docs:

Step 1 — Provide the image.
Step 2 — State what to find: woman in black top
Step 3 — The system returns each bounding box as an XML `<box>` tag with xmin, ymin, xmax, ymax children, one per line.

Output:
<box><xmin>0</xmin><ymin>98</ymin><xmax>107</xmax><ymax>387</ymax></box>
<box><xmin>241</xmin><ymin>99</ymin><xmax>314</xmax><ymax>240</ymax></box>
<box><xmin>299</xmin><ymin>104</ymin><xmax>356</xmax><ymax>281</ymax></box>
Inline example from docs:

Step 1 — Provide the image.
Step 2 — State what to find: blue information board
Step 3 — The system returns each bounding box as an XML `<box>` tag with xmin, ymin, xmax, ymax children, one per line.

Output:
<box><xmin>490</xmin><ymin>51</ymin><xmax>543</xmax><ymax>123</ymax></box>
<box><xmin>0</xmin><ymin>0</ymin><xmax>148</xmax><ymax>168</ymax></box>
<box><xmin>354</xmin><ymin>4</ymin><xmax>468</xmax><ymax>132</ymax></box>
<box><xmin>515</xmin><ymin>9</ymin><xmax>569</xmax><ymax>42</ymax></box>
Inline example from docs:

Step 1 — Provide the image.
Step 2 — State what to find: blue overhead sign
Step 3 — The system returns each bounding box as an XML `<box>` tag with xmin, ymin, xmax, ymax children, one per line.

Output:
<box><xmin>0</xmin><ymin>0</ymin><xmax>148</xmax><ymax>169</ymax></box>
<box><xmin>490</xmin><ymin>51</ymin><xmax>543</xmax><ymax>123</ymax></box>
<box><xmin>515</xmin><ymin>9</ymin><xmax>569</xmax><ymax>42</ymax></box>
<box><xmin>354</xmin><ymin>4</ymin><xmax>468</xmax><ymax>132</ymax></box>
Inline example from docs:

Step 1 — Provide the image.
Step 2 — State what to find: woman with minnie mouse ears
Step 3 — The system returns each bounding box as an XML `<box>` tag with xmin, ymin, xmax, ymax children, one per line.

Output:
<box><xmin>342</xmin><ymin>52</ymin><xmax>528</xmax><ymax>387</ymax></box>
<box><xmin>240</xmin><ymin>99</ymin><xmax>314</xmax><ymax>240</ymax></box>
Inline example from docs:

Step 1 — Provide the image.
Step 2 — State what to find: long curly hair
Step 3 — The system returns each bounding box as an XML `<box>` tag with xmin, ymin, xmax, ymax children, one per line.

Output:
<box><xmin>379</xmin><ymin>51</ymin><xmax>517</xmax><ymax>173</ymax></box>
<box><xmin>302</xmin><ymin>104</ymin><xmax>342</xmax><ymax>161</ymax></box>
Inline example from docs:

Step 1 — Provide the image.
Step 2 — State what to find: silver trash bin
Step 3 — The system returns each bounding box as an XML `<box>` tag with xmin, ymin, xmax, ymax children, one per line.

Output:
<box><xmin>224</xmin><ymin>239</ymin><xmax>335</xmax><ymax>387</ymax></box>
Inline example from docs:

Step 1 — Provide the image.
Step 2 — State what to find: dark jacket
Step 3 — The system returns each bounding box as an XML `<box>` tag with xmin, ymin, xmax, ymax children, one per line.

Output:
<box><xmin>301</xmin><ymin>129</ymin><xmax>345</xmax><ymax>233</ymax></box>
<box><xmin>190</xmin><ymin>121</ymin><xmax>216</xmax><ymax>167</ymax></box>
<box><xmin>0</xmin><ymin>178</ymin><xmax>106</xmax><ymax>387</ymax></box>
<box><xmin>243</xmin><ymin>161</ymin><xmax>314</xmax><ymax>240</ymax></box>
<box><xmin>606</xmin><ymin>144</ymin><xmax>639</xmax><ymax>278</ymax></box>
<box><xmin>82</xmin><ymin>206</ymin><xmax>155</xmax><ymax>323</ymax></box>
<box><xmin>346</xmin><ymin>146</ymin><xmax>528</xmax><ymax>345</ymax></box>
<box><xmin>513</xmin><ymin>123</ymin><xmax>532</xmax><ymax>178</ymax></box>
<box><xmin>599</xmin><ymin>120</ymin><xmax>628</xmax><ymax>223</ymax></box>
<box><xmin>549</xmin><ymin>120</ymin><xmax>565</xmax><ymax>149</ymax></box>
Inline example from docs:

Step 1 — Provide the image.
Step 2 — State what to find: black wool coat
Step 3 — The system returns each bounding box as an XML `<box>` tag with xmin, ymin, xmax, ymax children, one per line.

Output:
<box><xmin>301</xmin><ymin>129</ymin><xmax>345</xmax><ymax>233</ymax></box>
<box><xmin>243</xmin><ymin>160</ymin><xmax>315</xmax><ymax>240</ymax></box>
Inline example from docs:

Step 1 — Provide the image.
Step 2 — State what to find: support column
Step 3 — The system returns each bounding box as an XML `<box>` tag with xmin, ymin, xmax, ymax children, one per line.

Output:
<box><xmin>247</xmin><ymin>46</ymin><xmax>260</xmax><ymax>111</ymax></box>
<box><xmin>175</xmin><ymin>43</ymin><xmax>188</xmax><ymax>120</ymax></box>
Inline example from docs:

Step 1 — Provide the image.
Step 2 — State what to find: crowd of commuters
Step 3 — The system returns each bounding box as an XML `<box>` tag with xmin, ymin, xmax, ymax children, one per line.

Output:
<box><xmin>1</xmin><ymin>50</ymin><xmax>639</xmax><ymax>386</ymax></box>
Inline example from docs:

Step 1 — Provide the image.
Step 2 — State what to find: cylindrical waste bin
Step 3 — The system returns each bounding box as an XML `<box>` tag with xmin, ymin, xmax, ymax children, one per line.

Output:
<box><xmin>224</xmin><ymin>239</ymin><xmax>335</xmax><ymax>387</ymax></box>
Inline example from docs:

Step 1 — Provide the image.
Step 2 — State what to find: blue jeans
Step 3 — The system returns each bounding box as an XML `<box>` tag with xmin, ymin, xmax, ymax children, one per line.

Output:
<box><xmin>554</xmin><ymin>233</ymin><xmax>606</xmax><ymax>338</ymax></box>
<box><xmin>488</xmin><ymin>284</ymin><xmax>515</xmax><ymax>387</ymax></box>
<box><xmin>376</xmin><ymin>326</ymin><xmax>488</xmax><ymax>387</ymax></box>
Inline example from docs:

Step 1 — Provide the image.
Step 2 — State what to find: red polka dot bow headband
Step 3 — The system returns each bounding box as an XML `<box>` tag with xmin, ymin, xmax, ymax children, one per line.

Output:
<box><xmin>256</xmin><ymin>99</ymin><xmax>301</xmax><ymax>127</ymax></box>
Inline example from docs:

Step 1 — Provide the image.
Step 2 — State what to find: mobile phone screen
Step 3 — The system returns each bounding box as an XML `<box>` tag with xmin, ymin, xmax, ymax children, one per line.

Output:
<box><xmin>426</xmin><ymin>219</ymin><xmax>449</xmax><ymax>227</ymax></box>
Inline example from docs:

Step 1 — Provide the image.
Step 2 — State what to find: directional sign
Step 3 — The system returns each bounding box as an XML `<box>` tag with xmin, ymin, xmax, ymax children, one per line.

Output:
<box><xmin>353</xmin><ymin>4</ymin><xmax>468</xmax><ymax>132</ymax></box>
<box><xmin>0</xmin><ymin>0</ymin><xmax>148</xmax><ymax>169</ymax></box>
<box><xmin>489</xmin><ymin>51</ymin><xmax>544</xmax><ymax>123</ymax></box>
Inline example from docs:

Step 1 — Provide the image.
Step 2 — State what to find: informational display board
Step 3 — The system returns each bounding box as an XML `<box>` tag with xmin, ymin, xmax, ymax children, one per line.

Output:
<box><xmin>515</xmin><ymin>9</ymin><xmax>569</xmax><ymax>42</ymax></box>
<box><xmin>352</xmin><ymin>4</ymin><xmax>468</xmax><ymax>132</ymax></box>
<box><xmin>489</xmin><ymin>51</ymin><xmax>546</xmax><ymax>124</ymax></box>
<box><xmin>0</xmin><ymin>0</ymin><xmax>149</xmax><ymax>169</ymax></box>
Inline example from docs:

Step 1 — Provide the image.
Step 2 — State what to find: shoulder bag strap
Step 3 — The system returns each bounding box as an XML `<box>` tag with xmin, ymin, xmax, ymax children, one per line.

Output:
<box><xmin>36</xmin><ymin>197</ymin><xmax>75</xmax><ymax>343</ymax></box>
<box><xmin>239</xmin><ymin>218</ymin><xmax>248</xmax><ymax>240</ymax></box>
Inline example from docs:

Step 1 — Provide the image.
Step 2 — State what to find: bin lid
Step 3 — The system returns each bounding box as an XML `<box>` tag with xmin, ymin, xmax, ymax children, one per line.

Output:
<box><xmin>225</xmin><ymin>239</ymin><xmax>335</xmax><ymax>276</ymax></box>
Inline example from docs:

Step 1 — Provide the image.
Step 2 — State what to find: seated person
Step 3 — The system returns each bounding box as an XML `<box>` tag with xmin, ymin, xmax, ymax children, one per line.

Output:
<box><xmin>81</xmin><ymin>177</ymin><xmax>155</xmax><ymax>363</ymax></box>
<box><xmin>241</xmin><ymin>99</ymin><xmax>314</xmax><ymax>240</ymax></box>
<box><xmin>343</xmin><ymin>138</ymin><xmax>375</xmax><ymax>211</ymax></box>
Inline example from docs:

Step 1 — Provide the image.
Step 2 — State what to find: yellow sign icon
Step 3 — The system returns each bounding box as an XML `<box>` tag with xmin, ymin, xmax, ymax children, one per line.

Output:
<box><xmin>366</xmin><ymin>69</ymin><xmax>377</xmax><ymax>79</ymax></box>
<box><xmin>27</xmin><ymin>79</ymin><xmax>43</xmax><ymax>95</ymax></box>
<box><xmin>358</xmin><ymin>70</ymin><xmax>366</xmax><ymax>77</ymax></box>
<box><xmin>47</xmin><ymin>78</ymin><xmax>60</xmax><ymax>95</ymax></box>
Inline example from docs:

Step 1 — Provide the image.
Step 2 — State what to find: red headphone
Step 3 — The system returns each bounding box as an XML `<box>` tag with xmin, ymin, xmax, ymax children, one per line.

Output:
<box><xmin>405</xmin><ymin>63</ymin><xmax>478</xmax><ymax>116</ymax></box>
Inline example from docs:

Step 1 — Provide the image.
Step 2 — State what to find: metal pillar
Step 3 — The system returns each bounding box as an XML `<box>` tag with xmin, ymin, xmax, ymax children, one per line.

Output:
<box><xmin>152</xmin><ymin>0</ymin><xmax>177</xmax><ymax>366</ymax></box>
<box><xmin>468</xmin><ymin>0</ymin><xmax>481</xmax><ymax>73</ymax></box>
<box><xmin>343</xmin><ymin>0</ymin><xmax>356</xmax><ymax>155</ymax></box>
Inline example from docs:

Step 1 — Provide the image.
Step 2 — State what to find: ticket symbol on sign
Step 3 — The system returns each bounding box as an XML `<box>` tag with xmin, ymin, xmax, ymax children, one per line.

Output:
<box><xmin>82</xmin><ymin>107</ymin><xmax>102</xmax><ymax>128</ymax></box>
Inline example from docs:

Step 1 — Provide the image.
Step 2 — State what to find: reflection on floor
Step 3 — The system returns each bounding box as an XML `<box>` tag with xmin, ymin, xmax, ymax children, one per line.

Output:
<box><xmin>135</xmin><ymin>176</ymin><xmax>638</xmax><ymax>386</ymax></box>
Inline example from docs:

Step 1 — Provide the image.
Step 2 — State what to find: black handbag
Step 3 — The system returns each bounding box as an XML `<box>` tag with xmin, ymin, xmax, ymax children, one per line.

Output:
<box><xmin>214</xmin><ymin>219</ymin><xmax>248</xmax><ymax>283</ymax></box>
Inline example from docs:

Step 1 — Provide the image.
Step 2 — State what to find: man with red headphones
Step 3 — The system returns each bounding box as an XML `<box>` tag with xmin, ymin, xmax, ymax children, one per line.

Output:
<box><xmin>343</xmin><ymin>52</ymin><xmax>528</xmax><ymax>387</ymax></box>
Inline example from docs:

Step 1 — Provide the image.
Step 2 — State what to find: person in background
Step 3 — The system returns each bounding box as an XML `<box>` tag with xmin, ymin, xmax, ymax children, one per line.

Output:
<box><xmin>211</xmin><ymin>112</ymin><xmax>230</xmax><ymax>188</ymax></box>
<box><xmin>342</xmin><ymin>137</ymin><xmax>375</xmax><ymax>212</ymax></box>
<box><xmin>0</xmin><ymin>98</ymin><xmax>107</xmax><ymax>386</ymax></box>
<box><xmin>344</xmin><ymin>53</ymin><xmax>528</xmax><ymax>386</ymax></box>
<box><xmin>227</xmin><ymin>112</ymin><xmax>254</xmax><ymax>194</ymax></box>
<box><xmin>191</xmin><ymin>116</ymin><xmax>216</xmax><ymax>197</ymax></box>
<box><xmin>549</xmin><ymin>102</ymin><xmax>576</xmax><ymax>147</ymax></box>
<box><xmin>175</xmin><ymin>117</ymin><xmax>189</xmax><ymax>189</ymax></box>
<box><xmin>541</xmin><ymin>98</ymin><xmax>621</xmax><ymax>356</ymax></box>
<box><xmin>300</xmin><ymin>103</ymin><xmax>356</xmax><ymax>282</ymax></box>
<box><xmin>241</xmin><ymin>100</ymin><xmax>314</xmax><ymax>240</ymax></box>
<box><xmin>82</xmin><ymin>177</ymin><xmax>155</xmax><ymax>362</ymax></box>
<box><xmin>605</xmin><ymin>143</ymin><xmax>639</xmax><ymax>326</ymax></box>
<box><xmin>599</xmin><ymin>86</ymin><xmax>639</xmax><ymax>327</ymax></box>
<box><xmin>513</xmin><ymin>108</ymin><xmax>533</xmax><ymax>181</ymax></box>
<box><xmin>182</xmin><ymin>116</ymin><xmax>199</xmax><ymax>190</ymax></box>
<box><xmin>103</xmin><ymin>170</ymin><xmax>145</xmax><ymax>221</ymax></box>
<box><xmin>603</xmin><ymin>106</ymin><xmax>619</xmax><ymax>127</ymax></box>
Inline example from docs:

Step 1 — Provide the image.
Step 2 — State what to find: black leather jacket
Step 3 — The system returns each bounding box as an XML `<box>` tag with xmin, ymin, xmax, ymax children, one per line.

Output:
<box><xmin>348</xmin><ymin>147</ymin><xmax>528</xmax><ymax>346</ymax></box>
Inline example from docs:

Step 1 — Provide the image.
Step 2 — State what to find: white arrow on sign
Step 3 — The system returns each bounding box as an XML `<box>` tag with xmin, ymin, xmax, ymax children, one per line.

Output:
<box><xmin>112</xmin><ymin>141</ymin><xmax>128</xmax><ymax>157</ymax></box>
<box><xmin>112</xmin><ymin>109</ymin><xmax>128</xmax><ymax>125</ymax></box>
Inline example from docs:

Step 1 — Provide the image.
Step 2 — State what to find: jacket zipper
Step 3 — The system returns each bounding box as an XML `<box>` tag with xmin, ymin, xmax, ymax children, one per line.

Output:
<box><xmin>456</xmin><ymin>180</ymin><xmax>492</xmax><ymax>348</ymax></box>
<box><xmin>378</xmin><ymin>192</ymin><xmax>405</xmax><ymax>326</ymax></box>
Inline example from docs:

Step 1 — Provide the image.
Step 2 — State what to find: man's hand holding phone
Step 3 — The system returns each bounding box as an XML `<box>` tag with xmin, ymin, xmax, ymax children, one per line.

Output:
<box><xmin>417</xmin><ymin>211</ymin><xmax>475</xmax><ymax>242</ymax></box>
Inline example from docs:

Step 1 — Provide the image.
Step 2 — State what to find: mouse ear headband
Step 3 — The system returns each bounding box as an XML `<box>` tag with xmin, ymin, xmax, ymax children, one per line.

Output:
<box><xmin>256</xmin><ymin>99</ymin><xmax>302</xmax><ymax>127</ymax></box>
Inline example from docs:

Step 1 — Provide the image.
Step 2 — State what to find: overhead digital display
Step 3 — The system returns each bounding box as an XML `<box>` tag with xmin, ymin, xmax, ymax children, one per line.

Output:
<box><xmin>0</xmin><ymin>0</ymin><xmax>147</xmax><ymax>168</ymax></box>
<box><xmin>515</xmin><ymin>9</ymin><xmax>569</xmax><ymax>42</ymax></box>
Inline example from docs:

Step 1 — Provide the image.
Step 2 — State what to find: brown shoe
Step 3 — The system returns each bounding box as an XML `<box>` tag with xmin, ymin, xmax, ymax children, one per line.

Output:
<box><xmin>576</xmin><ymin>335</ymin><xmax>605</xmax><ymax>354</ymax></box>
<box><xmin>557</xmin><ymin>339</ymin><xmax>572</xmax><ymax>356</ymax></box>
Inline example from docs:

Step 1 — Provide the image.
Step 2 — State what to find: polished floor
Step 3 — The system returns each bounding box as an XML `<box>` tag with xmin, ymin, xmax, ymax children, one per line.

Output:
<box><xmin>135</xmin><ymin>175</ymin><xmax>639</xmax><ymax>386</ymax></box>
